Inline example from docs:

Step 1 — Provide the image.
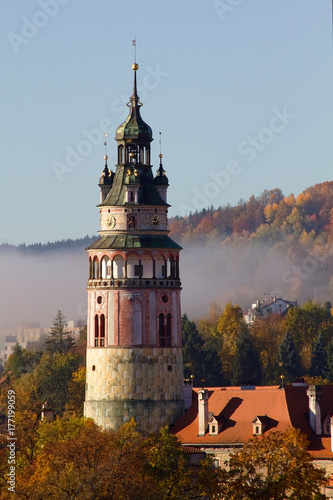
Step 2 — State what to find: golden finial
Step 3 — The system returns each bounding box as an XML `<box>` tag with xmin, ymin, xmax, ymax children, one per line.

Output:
<box><xmin>104</xmin><ymin>134</ymin><xmax>108</xmax><ymax>165</ymax></box>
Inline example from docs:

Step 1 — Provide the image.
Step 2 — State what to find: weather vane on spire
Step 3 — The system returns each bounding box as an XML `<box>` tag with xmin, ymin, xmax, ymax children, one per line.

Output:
<box><xmin>132</xmin><ymin>38</ymin><xmax>137</xmax><ymax>65</ymax></box>
<box><xmin>159</xmin><ymin>132</ymin><xmax>163</xmax><ymax>158</ymax></box>
<box><xmin>104</xmin><ymin>134</ymin><xmax>108</xmax><ymax>169</ymax></box>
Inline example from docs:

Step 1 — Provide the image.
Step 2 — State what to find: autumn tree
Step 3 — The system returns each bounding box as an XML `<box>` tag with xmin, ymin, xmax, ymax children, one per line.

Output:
<box><xmin>285</xmin><ymin>303</ymin><xmax>333</xmax><ymax>366</ymax></box>
<box><xmin>250</xmin><ymin>314</ymin><xmax>286</xmax><ymax>384</ymax></box>
<box><xmin>221</xmin><ymin>428</ymin><xmax>327</xmax><ymax>499</ymax></box>
<box><xmin>217</xmin><ymin>303</ymin><xmax>248</xmax><ymax>382</ymax></box>
<box><xmin>3</xmin><ymin>418</ymin><xmax>223</xmax><ymax>500</ymax></box>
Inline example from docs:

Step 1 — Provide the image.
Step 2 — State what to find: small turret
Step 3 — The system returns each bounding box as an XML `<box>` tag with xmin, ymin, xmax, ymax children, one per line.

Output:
<box><xmin>153</xmin><ymin>133</ymin><xmax>169</xmax><ymax>202</ymax></box>
<box><xmin>98</xmin><ymin>136</ymin><xmax>114</xmax><ymax>202</ymax></box>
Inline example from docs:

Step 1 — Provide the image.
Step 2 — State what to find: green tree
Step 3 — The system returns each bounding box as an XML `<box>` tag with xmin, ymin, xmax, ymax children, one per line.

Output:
<box><xmin>279</xmin><ymin>331</ymin><xmax>302</xmax><ymax>383</ymax></box>
<box><xmin>325</xmin><ymin>337</ymin><xmax>333</xmax><ymax>381</ymax></box>
<box><xmin>221</xmin><ymin>428</ymin><xmax>327</xmax><ymax>499</ymax></box>
<box><xmin>182</xmin><ymin>314</ymin><xmax>205</xmax><ymax>380</ymax></box>
<box><xmin>309</xmin><ymin>333</ymin><xmax>328</xmax><ymax>378</ymax></box>
<box><xmin>231</xmin><ymin>332</ymin><xmax>261</xmax><ymax>386</ymax></box>
<box><xmin>33</xmin><ymin>351</ymin><xmax>82</xmax><ymax>416</ymax></box>
<box><xmin>46</xmin><ymin>310</ymin><xmax>74</xmax><ymax>353</ymax></box>
<box><xmin>5</xmin><ymin>344</ymin><xmax>42</xmax><ymax>379</ymax></box>
<box><xmin>182</xmin><ymin>314</ymin><xmax>224</xmax><ymax>387</ymax></box>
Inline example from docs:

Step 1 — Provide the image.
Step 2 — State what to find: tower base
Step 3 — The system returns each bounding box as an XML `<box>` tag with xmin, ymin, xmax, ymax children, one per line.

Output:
<box><xmin>84</xmin><ymin>346</ymin><xmax>185</xmax><ymax>431</ymax></box>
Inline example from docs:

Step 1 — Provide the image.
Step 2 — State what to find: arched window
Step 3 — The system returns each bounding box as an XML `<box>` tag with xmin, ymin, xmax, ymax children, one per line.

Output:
<box><xmin>101</xmin><ymin>256</ymin><xmax>112</xmax><ymax>279</ymax></box>
<box><xmin>142</xmin><ymin>255</ymin><xmax>153</xmax><ymax>278</ymax></box>
<box><xmin>89</xmin><ymin>257</ymin><xmax>93</xmax><ymax>279</ymax></box>
<box><xmin>100</xmin><ymin>314</ymin><xmax>105</xmax><ymax>347</ymax></box>
<box><xmin>155</xmin><ymin>255</ymin><xmax>166</xmax><ymax>279</ymax></box>
<box><xmin>113</xmin><ymin>255</ymin><xmax>124</xmax><ymax>279</ymax></box>
<box><xmin>118</xmin><ymin>145</ymin><xmax>124</xmax><ymax>164</ymax></box>
<box><xmin>94</xmin><ymin>314</ymin><xmax>106</xmax><ymax>347</ymax></box>
<box><xmin>127</xmin><ymin>255</ymin><xmax>140</xmax><ymax>278</ymax></box>
<box><xmin>159</xmin><ymin>313</ymin><xmax>165</xmax><ymax>346</ymax></box>
<box><xmin>166</xmin><ymin>314</ymin><xmax>172</xmax><ymax>346</ymax></box>
<box><xmin>93</xmin><ymin>257</ymin><xmax>99</xmax><ymax>279</ymax></box>
<box><xmin>94</xmin><ymin>315</ymin><xmax>99</xmax><ymax>347</ymax></box>
<box><xmin>140</xmin><ymin>146</ymin><xmax>145</xmax><ymax>164</ymax></box>
<box><xmin>169</xmin><ymin>256</ymin><xmax>175</xmax><ymax>278</ymax></box>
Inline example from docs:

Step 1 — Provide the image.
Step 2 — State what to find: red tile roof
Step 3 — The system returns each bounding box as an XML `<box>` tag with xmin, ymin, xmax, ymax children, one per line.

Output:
<box><xmin>172</xmin><ymin>385</ymin><xmax>333</xmax><ymax>459</ymax></box>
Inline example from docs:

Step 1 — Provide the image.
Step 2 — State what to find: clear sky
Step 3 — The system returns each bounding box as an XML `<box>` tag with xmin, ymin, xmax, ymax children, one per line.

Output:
<box><xmin>0</xmin><ymin>0</ymin><xmax>332</xmax><ymax>245</ymax></box>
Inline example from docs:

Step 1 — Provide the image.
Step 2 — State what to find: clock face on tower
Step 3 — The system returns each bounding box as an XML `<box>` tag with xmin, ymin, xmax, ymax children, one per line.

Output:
<box><xmin>106</xmin><ymin>215</ymin><xmax>116</xmax><ymax>229</ymax></box>
<box><xmin>150</xmin><ymin>214</ymin><xmax>160</xmax><ymax>228</ymax></box>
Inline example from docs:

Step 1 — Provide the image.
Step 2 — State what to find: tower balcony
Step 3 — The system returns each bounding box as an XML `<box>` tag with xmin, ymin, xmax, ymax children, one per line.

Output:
<box><xmin>87</xmin><ymin>278</ymin><xmax>182</xmax><ymax>289</ymax></box>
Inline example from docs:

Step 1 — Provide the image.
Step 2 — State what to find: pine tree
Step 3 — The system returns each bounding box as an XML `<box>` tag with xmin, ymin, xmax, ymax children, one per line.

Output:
<box><xmin>46</xmin><ymin>310</ymin><xmax>74</xmax><ymax>353</ymax></box>
<box><xmin>309</xmin><ymin>333</ymin><xmax>328</xmax><ymax>378</ymax></box>
<box><xmin>182</xmin><ymin>315</ymin><xmax>205</xmax><ymax>381</ymax></box>
<box><xmin>279</xmin><ymin>331</ymin><xmax>302</xmax><ymax>382</ymax></box>
<box><xmin>181</xmin><ymin>315</ymin><xmax>224</xmax><ymax>386</ymax></box>
<box><xmin>231</xmin><ymin>332</ymin><xmax>261</xmax><ymax>386</ymax></box>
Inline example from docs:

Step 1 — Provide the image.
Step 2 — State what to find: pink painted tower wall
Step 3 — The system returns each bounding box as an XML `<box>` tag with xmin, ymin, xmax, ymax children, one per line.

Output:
<box><xmin>84</xmin><ymin>64</ymin><xmax>184</xmax><ymax>430</ymax></box>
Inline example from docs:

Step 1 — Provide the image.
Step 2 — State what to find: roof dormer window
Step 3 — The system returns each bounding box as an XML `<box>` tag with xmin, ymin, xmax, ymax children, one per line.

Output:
<box><xmin>208</xmin><ymin>414</ymin><xmax>223</xmax><ymax>436</ymax></box>
<box><xmin>252</xmin><ymin>416</ymin><xmax>268</xmax><ymax>436</ymax></box>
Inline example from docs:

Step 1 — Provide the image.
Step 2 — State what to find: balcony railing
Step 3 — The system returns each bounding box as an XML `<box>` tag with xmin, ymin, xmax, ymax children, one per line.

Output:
<box><xmin>87</xmin><ymin>278</ymin><xmax>182</xmax><ymax>289</ymax></box>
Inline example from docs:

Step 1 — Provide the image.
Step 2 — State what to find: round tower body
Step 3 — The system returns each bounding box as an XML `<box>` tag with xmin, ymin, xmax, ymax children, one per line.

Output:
<box><xmin>84</xmin><ymin>65</ymin><xmax>184</xmax><ymax>430</ymax></box>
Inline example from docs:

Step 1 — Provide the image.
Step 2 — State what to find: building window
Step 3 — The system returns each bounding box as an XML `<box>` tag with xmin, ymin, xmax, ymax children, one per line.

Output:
<box><xmin>166</xmin><ymin>314</ymin><xmax>172</xmax><ymax>346</ymax></box>
<box><xmin>94</xmin><ymin>314</ymin><xmax>106</xmax><ymax>347</ymax></box>
<box><xmin>255</xmin><ymin>426</ymin><xmax>260</xmax><ymax>434</ymax></box>
<box><xmin>159</xmin><ymin>313</ymin><xmax>165</xmax><ymax>346</ymax></box>
<box><xmin>158</xmin><ymin>313</ymin><xmax>172</xmax><ymax>347</ymax></box>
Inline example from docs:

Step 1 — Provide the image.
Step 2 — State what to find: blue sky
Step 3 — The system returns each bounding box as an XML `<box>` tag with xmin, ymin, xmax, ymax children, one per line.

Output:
<box><xmin>0</xmin><ymin>0</ymin><xmax>332</xmax><ymax>245</ymax></box>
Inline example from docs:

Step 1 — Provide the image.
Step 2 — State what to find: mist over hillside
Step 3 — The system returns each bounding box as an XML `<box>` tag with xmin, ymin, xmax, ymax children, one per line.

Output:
<box><xmin>1</xmin><ymin>183</ymin><xmax>333</xmax><ymax>328</ymax></box>
<box><xmin>0</xmin><ymin>237</ymin><xmax>331</xmax><ymax>329</ymax></box>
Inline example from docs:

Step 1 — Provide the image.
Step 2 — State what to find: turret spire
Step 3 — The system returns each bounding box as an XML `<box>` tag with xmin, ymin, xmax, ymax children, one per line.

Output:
<box><xmin>104</xmin><ymin>134</ymin><xmax>108</xmax><ymax>169</ymax></box>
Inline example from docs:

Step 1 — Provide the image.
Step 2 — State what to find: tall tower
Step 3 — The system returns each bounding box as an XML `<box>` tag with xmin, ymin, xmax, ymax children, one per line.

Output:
<box><xmin>84</xmin><ymin>63</ymin><xmax>185</xmax><ymax>430</ymax></box>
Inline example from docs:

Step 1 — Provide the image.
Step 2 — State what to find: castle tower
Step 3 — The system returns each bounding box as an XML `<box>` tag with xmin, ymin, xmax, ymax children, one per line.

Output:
<box><xmin>84</xmin><ymin>63</ymin><xmax>185</xmax><ymax>430</ymax></box>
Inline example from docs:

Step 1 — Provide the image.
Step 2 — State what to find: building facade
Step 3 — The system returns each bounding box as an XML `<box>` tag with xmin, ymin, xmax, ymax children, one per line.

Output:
<box><xmin>173</xmin><ymin>384</ymin><xmax>333</xmax><ymax>497</ymax></box>
<box><xmin>84</xmin><ymin>64</ymin><xmax>185</xmax><ymax>430</ymax></box>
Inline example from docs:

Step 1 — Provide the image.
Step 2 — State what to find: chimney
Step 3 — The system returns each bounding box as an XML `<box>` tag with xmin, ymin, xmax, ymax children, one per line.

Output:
<box><xmin>307</xmin><ymin>386</ymin><xmax>322</xmax><ymax>435</ymax></box>
<box><xmin>183</xmin><ymin>378</ymin><xmax>194</xmax><ymax>410</ymax></box>
<box><xmin>198</xmin><ymin>389</ymin><xmax>209</xmax><ymax>437</ymax></box>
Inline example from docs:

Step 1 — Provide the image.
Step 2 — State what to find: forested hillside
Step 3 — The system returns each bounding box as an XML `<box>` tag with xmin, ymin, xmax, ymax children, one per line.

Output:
<box><xmin>169</xmin><ymin>182</ymin><xmax>333</xmax><ymax>309</ymax></box>
<box><xmin>168</xmin><ymin>182</ymin><xmax>333</xmax><ymax>246</ymax></box>
<box><xmin>1</xmin><ymin>181</ymin><xmax>333</xmax><ymax>326</ymax></box>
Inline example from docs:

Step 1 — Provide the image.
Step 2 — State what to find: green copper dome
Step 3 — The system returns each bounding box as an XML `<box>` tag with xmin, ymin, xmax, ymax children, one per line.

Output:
<box><xmin>116</xmin><ymin>66</ymin><xmax>153</xmax><ymax>142</ymax></box>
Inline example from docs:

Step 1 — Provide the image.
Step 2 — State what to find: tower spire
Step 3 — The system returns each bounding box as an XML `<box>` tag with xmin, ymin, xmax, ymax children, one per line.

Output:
<box><xmin>104</xmin><ymin>134</ymin><xmax>108</xmax><ymax>169</ymax></box>
<box><xmin>157</xmin><ymin>131</ymin><xmax>164</xmax><ymax>175</ymax></box>
<box><xmin>158</xmin><ymin>132</ymin><xmax>164</xmax><ymax>173</ymax></box>
<box><xmin>130</xmin><ymin>39</ymin><xmax>141</xmax><ymax>107</ymax></box>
